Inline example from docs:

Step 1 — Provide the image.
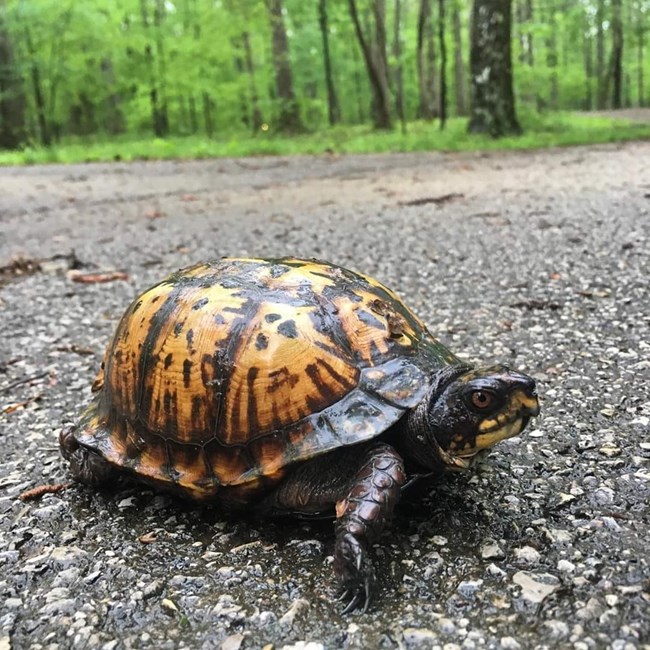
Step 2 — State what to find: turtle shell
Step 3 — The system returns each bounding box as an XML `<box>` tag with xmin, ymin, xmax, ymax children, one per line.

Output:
<box><xmin>74</xmin><ymin>257</ymin><xmax>462</xmax><ymax>501</ymax></box>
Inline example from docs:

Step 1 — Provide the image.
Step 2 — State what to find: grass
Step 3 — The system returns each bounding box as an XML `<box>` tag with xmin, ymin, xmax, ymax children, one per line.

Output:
<box><xmin>1</xmin><ymin>111</ymin><xmax>649</xmax><ymax>166</ymax></box>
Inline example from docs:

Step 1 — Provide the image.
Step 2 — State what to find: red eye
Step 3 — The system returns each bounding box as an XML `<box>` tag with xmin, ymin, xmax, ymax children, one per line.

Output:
<box><xmin>471</xmin><ymin>391</ymin><xmax>493</xmax><ymax>410</ymax></box>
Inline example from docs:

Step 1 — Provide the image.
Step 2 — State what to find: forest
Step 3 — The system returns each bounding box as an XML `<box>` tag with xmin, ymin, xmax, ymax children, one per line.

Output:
<box><xmin>0</xmin><ymin>0</ymin><xmax>648</xmax><ymax>156</ymax></box>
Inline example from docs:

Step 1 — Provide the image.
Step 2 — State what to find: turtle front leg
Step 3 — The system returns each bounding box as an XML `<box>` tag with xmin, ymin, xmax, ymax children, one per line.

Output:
<box><xmin>261</xmin><ymin>442</ymin><xmax>406</xmax><ymax>613</ymax></box>
<box><xmin>59</xmin><ymin>425</ymin><xmax>117</xmax><ymax>486</ymax></box>
<box><xmin>334</xmin><ymin>443</ymin><xmax>406</xmax><ymax>613</ymax></box>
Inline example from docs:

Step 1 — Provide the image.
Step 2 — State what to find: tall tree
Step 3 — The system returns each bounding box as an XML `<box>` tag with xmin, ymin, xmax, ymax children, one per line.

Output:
<box><xmin>319</xmin><ymin>0</ymin><xmax>341</xmax><ymax>126</ymax></box>
<box><xmin>637</xmin><ymin>1</ymin><xmax>645</xmax><ymax>107</ymax></box>
<box><xmin>417</xmin><ymin>0</ymin><xmax>438</xmax><ymax>119</ymax></box>
<box><xmin>392</xmin><ymin>0</ymin><xmax>406</xmax><ymax>130</ymax></box>
<box><xmin>611</xmin><ymin>0</ymin><xmax>623</xmax><ymax>108</ymax></box>
<box><xmin>468</xmin><ymin>0</ymin><xmax>520</xmax><ymax>136</ymax></box>
<box><xmin>0</xmin><ymin>0</ymin><xmax>25</xmax><ymax>149</ymax></box>
<box><xmin>452</xmin><ymin>0</ymin><xmax>467</xmax><ymax>115</ymax></box>
<box><xmin>596</xmin><ymin>0</ymin><xmax>607</xmax><ymax>108</ymax></box>
<box><xmin>438</xmin><ymin>0</ymin><xmax>447</xmax><ymax>128</ymax></box>
<box><xmin>266</xmin><ymin>0</ymin><xmax>303</xmax><ymax>132</ymax></box>
<box><xmin>347</xmin><ymin>0</ymin><xmax>392</xmax><ymax>129</ymax></box>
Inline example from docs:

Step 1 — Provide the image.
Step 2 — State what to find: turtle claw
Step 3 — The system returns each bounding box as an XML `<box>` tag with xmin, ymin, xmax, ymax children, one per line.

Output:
<box><xmin>334</xmin><ymin>533</ymin><xmax>376</xmax><ymax>614</ymax></box>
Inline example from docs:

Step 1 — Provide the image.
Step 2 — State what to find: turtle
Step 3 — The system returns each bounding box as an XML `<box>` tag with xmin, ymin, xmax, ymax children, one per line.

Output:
<box><xmin>60</xmin><ymin>257</ymin><xmax>540</xmax><ymax>612</ymax></box>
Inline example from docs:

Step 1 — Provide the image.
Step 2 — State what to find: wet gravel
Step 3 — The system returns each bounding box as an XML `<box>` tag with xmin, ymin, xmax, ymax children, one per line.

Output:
<box><xmin>1</xmin><ymin>143</ymin><xmax>649</xmax><ymax>649</ymax></box>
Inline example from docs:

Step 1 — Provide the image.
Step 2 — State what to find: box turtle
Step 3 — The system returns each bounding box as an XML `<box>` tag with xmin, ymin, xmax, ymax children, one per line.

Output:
<box><xmin>61</xmin><ymin>257</ymin><xmax>540</xmax><ymax>612</ymax></box>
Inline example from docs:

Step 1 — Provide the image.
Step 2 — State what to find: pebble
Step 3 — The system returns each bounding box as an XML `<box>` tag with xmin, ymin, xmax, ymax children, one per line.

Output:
<box><xmin>280</xmin><ymin>644</ymin><xmax>324</xmax><ymax>650</ymax></box>
<box><xmin>591</xmin><ymin>486</ymin><xmax>615</xmax><ymax>505</ymax></box>
<box><xmin>514</xmin><ymin>546</ymin><xmax>541</xmax><ymax>565</ymax></box>
<box><xmin>279</xmin><ymin>598</ymin><xmax>309</xmax><ymax>626</ymax></box>
<box><xmin>512</xmin><ymin>571</ymin><xmax>560</xmax><ymax>604</ymax></box>
<box><xmin>557</xmin><ymin>560</ymin><xmax>576</xmax><ymax>573</ymax></box>
<box><xmin>543</xmin><ymin>620</ymin><xmax>569</xmax><ymax>639</ymax></box>
<box><xmin>480</xmin><ymin>542</ymin><xmax>505</xmax><ymax>560</ymax></box>
<box><xmin>437</xmin><ymin>618</ymin><xmax>456</xmax><ymax>635</ymax></box>
<box><xmin>221</xmin><ymin>634</ymin><xmax>245</xmax><ymax>650</ymax></box>
<box><xmin>403</xmin><ymin>628</ymin><xmax>437</xmax><ymax>647</ymax></box>
<box><xmin>457</xmin><ymin>580</ymin><xmax>483</xmax><ymax>598</ymax></box>
<box><xmin>499</xmin><ymin>637</ymin><xmax>521</xmax><ymax>650</ymax></box>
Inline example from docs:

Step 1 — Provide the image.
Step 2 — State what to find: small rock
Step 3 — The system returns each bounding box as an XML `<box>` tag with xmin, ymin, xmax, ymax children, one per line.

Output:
<box><xmin>280</xmin><ymin>598</ymin><xmax>309</xmax><ymax>627</ymax></box>
<box><xmin>4</xmin><ymin>598</ymin><xmax>22</xmax><ymax>609</ymax></box>
<box><xmin>280</xmin><ymin>643</ymin><xmax>323</xmax><ymax>650</ymax></box>
<box><xmin>500</xmin><ymin>637</ymin><xmax>521</xmax><ymax>650</ymax></box>
<box><xmin>557</xmin><ymin>560</ymin><xmax>576</xmax><ymax>573</ymax></box>
<box><xmin>514</xmin><ymin>546</ymin><xmax>541</xmax><ymax>565</ymax></box>
<box><xmin>222</xmin><ymin>634</ymin><xmax>245</xmax><ymax>650</ymax></box>
<box><xmin>161</xmin><ymin>598</ymin><xmax>178</xmax><ymax>614</ymax></box>
<box><xmin>591</xmin><ymin>487</ymin><xmax>615</xmax><ymax>505</ymax></box>
<box><xmin>481</xmin><ymin>542</ymin><xmax>504</xmax><ymax>560</ymax></box>
<box><xmin>513</xmin><ymin>571</ymin><xmax>559</xmax><ymax>604</ymax></box>
<box><xmin>117</xmin><ymin>496</ymin><xmax>137</xmax><ymax>509</ymax></box>
<box><xmin>403</xmin><ymin>628</ymin><xmax>437</xmax><ymax>647</ymax></box>
<box><xmin>457</xmin><ymin>580</ymin><xmax>483</xmax><ymax>598</ymax></box>
<box><xmin>437</xmin><ymin>618</ymin><xmax>456</xmax><ymax>635</ymax></box>
<box><xmin>542</xmin><ymin>620</ymin><xmax>569</xmax><ymax>639</ymax></box>
<box><xmin>599</xmin><ymin>443</ymin><xmax>621</xmax><ymax>457</ymax></box>
<box><xmin>430</xmin><ymin>535</ymin><xmax>448</xmax><ymax>546</ymax></box>
<box><xmin>605</xmin><ymin>594</ymin><xmax>618</xmax><ymax>607</ymax></box>
<box><xmin>575</xmin><ymin>597</ymin><xmax>605</xmax><ymax>621</ymax></box>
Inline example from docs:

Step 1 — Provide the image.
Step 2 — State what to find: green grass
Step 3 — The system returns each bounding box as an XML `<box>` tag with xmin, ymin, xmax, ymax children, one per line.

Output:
<box><xmin>1</xmin><ymin>111</ymin><xmax>649</xmax><ymax>166</ymax></box>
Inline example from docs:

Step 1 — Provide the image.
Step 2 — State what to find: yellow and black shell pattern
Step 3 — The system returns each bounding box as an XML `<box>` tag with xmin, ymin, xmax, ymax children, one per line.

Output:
<box><xmin>74</xmin><ymin>257</ymin><xmax>461</xmax><ymax>501</ymax></box>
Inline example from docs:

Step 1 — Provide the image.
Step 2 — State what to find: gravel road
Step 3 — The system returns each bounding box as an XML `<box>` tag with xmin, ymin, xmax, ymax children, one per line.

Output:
<box><xmin>1</xmin><ymin>143</ymin><xmax>649</xmax><ymax>649</ymax></box>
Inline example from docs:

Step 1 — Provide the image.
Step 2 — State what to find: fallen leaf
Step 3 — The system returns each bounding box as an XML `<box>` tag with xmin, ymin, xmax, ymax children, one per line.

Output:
<box><xmin>67</xmin><ymin>270</ymin><xmax>129</xmax><ymax>284</ymax></box>
<box><xmin>2</xmin><ymin>393</ymin><xmax>42</xmax><ymax>413</ymax></box>
<box><xmin>19</xmin><ymin>483</ymin><xmax>71</xmax><ymax>501</ymax></box>
<box><xmin>181</xmin><ymin>194</ymin><xmax>199</xmax><ymax>202</ymax></box>
<box><xmin>55</xmin><ymin>344</ymin><xmax>95</xmax><ymax>356</ymax></box>
<box><xmin>399</xmin><ymin>193</ymin><xmax>464</xmax><ymax>207</ymax></box>
<box><xmin>138</xmin><ymin>531</ymin><xmax>158</xmax><ymax>544</ymax></box>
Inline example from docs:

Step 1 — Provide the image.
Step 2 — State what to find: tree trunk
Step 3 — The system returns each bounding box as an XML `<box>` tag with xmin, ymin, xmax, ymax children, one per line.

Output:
<box><xmin>347</xmin><ymin>0</ymin><xmax>392</xmax><ymax>129</ymax></box>
<box><xmin>154</xmin><ymin>0</ymin><xmax>170</xmax><ymax>135</ymax></box>
<box><xmin>392</xmin><ymin>0</ymin><xmax>406</xmax><ymax>129</ymax></box>
<box><xmin>638</xmin><ymin>5</ymin><xmax>645</xmax><ymax>107</ymax></box>
<box><xmin>202</xmin><ymin>91</ymin><xmax>214</xmax><ymax>137</ymax></box>
<box><xmin>424</xmin><ymin>1</ymin><xmax>439</xmax><ymax>118</ymax></box>
<box><xmin>0</xmin><ymin>0</ymin><xmax>26</xmax><ymax>149</ymax></box>
<box><xmin>417</xmin><ymin>0</ymin><xmax>436</xmax><ymax>119</ymax></box>
<box><xmin>24</xmin><ymin>27</ymin><xmax>51</xmax><ymax>146</ymax></box>
<box><xmin>468</xmin><ymin>0</ymin><xmax>520</xmax><ymax>137</ymax></box>
<box><xmin>438</xmin><ymin>0</ymin><xmax>447</xmax><ymax>129</ymax></box>
<box><xmin>584</xmin><ymin>20</ymin><xmax>593</xmax><ymax>111</ymax></box>
<box><xmin>596</xmin><ymin>0</ymin><xmax>606</xmax><ymax>108</ymax></box>
<box><xmin>101</xmin><ymin>58</ymin><xmax>125</xmax><ymax>135</ymax></box>
<box><xmin>318</xmin><ymin>0</ymin><xmax>341</xmax><ymax>126</ymax></box>
<box><xmin>517</xmin><ymin>0</ymin><xmax>534</xmax><ymax>65</ymax></box>
<box><xmin>452</xmin><ymin>0</ymin><xmax>467</xmax><ymax>115</ymax></box>
<box><xmin>546</xmin><ymin>0</ymin><xmax>558</xmax><ymax>110</ymax></box>
<box><xmin>140</xmin><ymin>0</ymin><xmax>165</xmax><ymax>137</ymax></box>
<box><xmin>242</xmin><ymin>31</ymin><xmax>263</xmax><ymax>131</ymax></box>
<box><xmin>266</xmin><ymin>0</ymin><xmax>303</xmax><ymax>132</ymax></box>
<box><xmin>611</xmin><ymin>0</ymin><xmax>623</xmax><ymax>109</ymax></box>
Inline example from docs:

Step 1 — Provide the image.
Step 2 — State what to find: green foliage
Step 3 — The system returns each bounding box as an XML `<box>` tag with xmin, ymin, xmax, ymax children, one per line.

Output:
<box><xmin>1</xmin><ymin>113</ymin><xmax>649</xmax><ymax>165</ymax></box>
<box><xmin>1</xmin><ymin>0</ymin><xmax>649</xmax><ymax>150</ymax></box>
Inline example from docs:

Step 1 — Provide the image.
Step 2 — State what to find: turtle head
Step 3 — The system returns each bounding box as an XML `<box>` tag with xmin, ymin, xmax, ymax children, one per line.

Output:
<box><xmin>414</xmin><ymin>365</ymin><xmax>540</xmax><ymax>470</ymax></box>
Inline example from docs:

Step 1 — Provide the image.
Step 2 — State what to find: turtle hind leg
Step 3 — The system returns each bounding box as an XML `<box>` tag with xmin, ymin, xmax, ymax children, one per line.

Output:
<box><xmin>59</xmin><ymin>425</ymin><xmax>117</xmax><ymax>486</ymax></box>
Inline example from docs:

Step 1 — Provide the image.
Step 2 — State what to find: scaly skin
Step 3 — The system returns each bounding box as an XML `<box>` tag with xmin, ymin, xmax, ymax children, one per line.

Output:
<box><xmin>333</xmin><ymin>444</ymin><xmax>406</xmax><ymax>613</ymax></box>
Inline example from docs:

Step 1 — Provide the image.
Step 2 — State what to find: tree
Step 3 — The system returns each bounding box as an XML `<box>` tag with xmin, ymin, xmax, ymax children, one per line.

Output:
<box><xmin>611</xmin><ymin>0</ymin><xmax>623</xmax><ymax>108</ymax></box>
<box><xmin>347</xmin><ymin>0</ymin><xmax>392</xmax><ymax>129</ymax></box>
<box><xmin>319</xmin><ymin>0</ymin><xmax>341</xmax><ymax>126</ymax></box>
<box><xmin>266</xmin><ymin>0</ymin><xmax>303</xmax><ymax>132</ymax></box>
<box><xmin>0</xmin><ymin>0</ymin><xmax>25</xmax><ymax>149</ymax></box>
<box><xmin>452</xmin><ymin>0</ymin><xmax>467</xmax><ymax>115</ymax></box>
<box><xmin>468</xmin><ymin>0</ymin><xmax>520</xmax><ymax>136</ymax></box>
<box><xmin>438</xmin><ymin>0</ymin><xmax>447</xmax><ymax>128</ymax></box>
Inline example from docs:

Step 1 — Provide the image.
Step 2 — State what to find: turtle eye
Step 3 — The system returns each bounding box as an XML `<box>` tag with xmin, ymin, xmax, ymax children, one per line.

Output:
<box><xmin>470</xmin><ymin>390</ymin><xmax>495</xmax><ymax>411</ymax></box>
